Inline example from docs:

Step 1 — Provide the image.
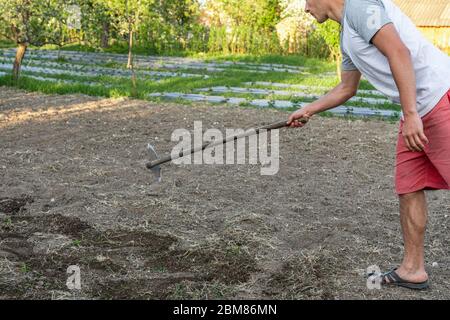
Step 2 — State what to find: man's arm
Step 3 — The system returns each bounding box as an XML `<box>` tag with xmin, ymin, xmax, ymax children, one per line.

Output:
<box><xmin>371</xmin><ymin>23</ymin><xmax>428</xmax><ymax>152</ymax></box>
<box><xmin>287</xmin><ymin>69</ymin><xmax>361</xmax><ymax>127</ymax></box>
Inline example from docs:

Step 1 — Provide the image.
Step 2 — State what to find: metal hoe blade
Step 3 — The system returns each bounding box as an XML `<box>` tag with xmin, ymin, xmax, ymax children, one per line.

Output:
<box><xmin>147</xmin><ymin>144</ymin><xmax>162</xmax><ymax>183</ymax></box>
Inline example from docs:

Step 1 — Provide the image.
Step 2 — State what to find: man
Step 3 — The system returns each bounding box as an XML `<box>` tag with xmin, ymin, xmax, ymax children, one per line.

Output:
<box><xmin>287</xmin><ymin>0</ymin><xmax>450</xmax><ymax>290</ymax></box>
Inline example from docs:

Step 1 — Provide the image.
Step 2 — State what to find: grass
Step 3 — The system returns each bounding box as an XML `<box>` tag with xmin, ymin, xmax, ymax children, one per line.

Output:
<box><xmin>20</xmin><ymin>263</ymin><xmax>30</xmax><ymax>273</ymax></box>
<box><xmin>42</xmin><ymin>43</ymin><xmax>98</xmax><ymax>53</ymax></box>
<box><xmin>3</xmin><ymin>217</ymin><xmax>12</xmax><ymax>229</ymax></box>
<box><xmin>0</xmin><ymin>47</ymin><xmax>402</xmax><ymax>120</ymax></box>
<box><xmin>17</xmin><ymin>69</ymin><xmax>139</xmax><ymax>87</ymax></box>
<box><xmin>46</xmin><ymin>41</ymin><xmax>331</xmax><ymax>71</ymax></box>
<box><xmin>198</xmin><ymin>53</ymin><xmax>332</xmax><ymax>73</ymax></box>
<box><xmin>0</xmin><ymin>75</ymin><xmax>120</xmax><ymax>97</ymax></box>
<box><xmin>72</xmin><ymin>240</ymin><xmax>82</xmax><ymax>247</ymax></box>
<box><xmin>40</xmin><ymin>42</ymin><xmax>189</xmax><ymax>57</ymax></box>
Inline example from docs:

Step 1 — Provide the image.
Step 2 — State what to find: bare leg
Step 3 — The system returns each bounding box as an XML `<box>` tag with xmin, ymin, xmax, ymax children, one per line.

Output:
<box><xmin>393</xmin><ymin>190</ymin><xmax>429</xmax><ymax>283</ymax></box>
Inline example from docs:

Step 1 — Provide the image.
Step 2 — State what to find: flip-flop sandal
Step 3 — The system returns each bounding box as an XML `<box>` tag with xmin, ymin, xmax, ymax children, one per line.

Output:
<box><xmin>379</xmin><ymin>268</ymin><xmax>429</xmax><ymax>290</ymax></box>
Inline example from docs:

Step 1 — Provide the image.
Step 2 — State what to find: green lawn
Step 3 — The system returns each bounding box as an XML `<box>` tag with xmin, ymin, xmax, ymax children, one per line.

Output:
<box><xmin>0</xmin><ymin>48</ymin><xmax>401</xmax><ymax>116</ymax></box>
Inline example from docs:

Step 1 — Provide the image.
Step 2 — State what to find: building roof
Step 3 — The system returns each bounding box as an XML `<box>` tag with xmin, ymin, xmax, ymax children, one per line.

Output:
<box><xmin>393</xmin><ymin>0</ymin><xmax>450</xmax><ymax>27</ymax></box>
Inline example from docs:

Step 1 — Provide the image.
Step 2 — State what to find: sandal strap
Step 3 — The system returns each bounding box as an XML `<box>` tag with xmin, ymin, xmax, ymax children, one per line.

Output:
<box><xmin>381</xmin><ymin>268</ymin><xmax>401</xmax><ymax>284</ymax></box>
<box><xmin>388</xmin><ymin>270</ymin><xmax>403</xmax><ymax>283</ymax></box>
<box><xmin>377</xmin><ymin>267</ymin><xmax>429</xmax><ymax>289</ymax></box>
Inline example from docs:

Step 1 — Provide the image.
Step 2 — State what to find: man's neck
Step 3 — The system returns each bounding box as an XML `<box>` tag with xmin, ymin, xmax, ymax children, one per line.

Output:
<box><xmin>327</xmin><ymin>0</ymin><xmax>346</xmax><ymax>24</ymax></box>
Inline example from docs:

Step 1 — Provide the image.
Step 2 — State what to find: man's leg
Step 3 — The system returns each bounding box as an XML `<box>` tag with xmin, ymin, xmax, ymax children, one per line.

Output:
<box><xmin>394</xmin><ymin>190</ymin><xmax>429</xmax><ymax>283</ymax></box>
<box><xmin>390</xmin><ymin>91</ymin><xmax>450</xmax><ymax>285</ymax></box>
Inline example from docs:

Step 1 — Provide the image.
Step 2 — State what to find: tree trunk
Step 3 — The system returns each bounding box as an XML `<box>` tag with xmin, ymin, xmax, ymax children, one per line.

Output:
<box><xmin>333</xmin><ymin>50</ymin><xmax>342</xmax><ymax>82</ymax></box>
<box><xmin>101</xmin><ymin>21</ymin><xmax>110</xmax><ymax>48</ymax></box>
<box><xmin>12</xmin><ymin>43</ymin><xmax>27</xmax><ymax>83</ymax></box>
<box><xmin>127</xmin><ymin>29</ymin><xmax>134</xmax><ymax>69</ymax></box>
<box><xmin>336</xmin><ymin>57</ymin><xmax>342</xmax><ymax>81</ymax></box>
<box><xmin>130</xmin><ymin>66</ymin><xmax>138</xmax><ymax>98</ymax></box>
<box><xmin>127</xmin><ymin>26</ymin><xmax>138</xmax><ymax>96</ymax></box>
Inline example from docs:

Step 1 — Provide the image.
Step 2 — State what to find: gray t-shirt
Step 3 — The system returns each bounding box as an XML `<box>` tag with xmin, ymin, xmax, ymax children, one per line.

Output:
<box><xmin>340</xmin><ymin>0</ymin><xmax>450</xmax><ymax>117</ymax></box>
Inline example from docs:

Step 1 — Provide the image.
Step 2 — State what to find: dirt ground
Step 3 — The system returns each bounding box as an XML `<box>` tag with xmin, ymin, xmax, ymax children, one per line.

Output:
<box><xmin>0</xmin><ymin>87</ymin><xmax>449</xmax><ymax>300</ymax></box>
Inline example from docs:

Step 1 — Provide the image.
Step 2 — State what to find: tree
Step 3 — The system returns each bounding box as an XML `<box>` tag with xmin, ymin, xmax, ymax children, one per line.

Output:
<box><xmin>151</xmin><ymin>0</ymin><xmax>200</xmax><ymax>51</ymax></box>
<box><xmin>76</xmin><ymin>0</ymin><xmax>115</xmax><ymax>48</ymax></box>
<box><xmin>0</xmin><ymin>0</ymin><xmax>68</xmax><ymax>82</ymax></box>
<box><xmin>203</xmin><ymin>0</ymin><xmax>282</xmax><ymax>54</ymax></box>
<box><xmin>276</xmin><ymin>0</ymin><xmax>314</xmax><ymax>54</ymax></box>
<box><xmin>97</xmin><ymin>0</ymin><xmax>152</xmax><ymax>68</ymax></box>
<box><xmin>205</xmin><ymin>0</ymin><xmax>281</xmax><ymax>30</ymax></box>
<box><xmin>315</xmin><ymin>20</ymin><xmax>342</xmax><ymax>79</ymax></box>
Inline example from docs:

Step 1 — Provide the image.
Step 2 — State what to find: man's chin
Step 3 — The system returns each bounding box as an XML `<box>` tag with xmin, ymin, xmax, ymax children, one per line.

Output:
<box><xmin>310</xmin><ymin>13</ymin><xmax>328</xmax><ymax>24</ymax></box>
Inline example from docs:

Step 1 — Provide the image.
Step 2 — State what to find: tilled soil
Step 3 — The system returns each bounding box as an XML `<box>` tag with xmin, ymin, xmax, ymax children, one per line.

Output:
<box><xmin>0</xmin><ymin>87</ymin><xmax>449</xmax><ymax>299</ymax></box>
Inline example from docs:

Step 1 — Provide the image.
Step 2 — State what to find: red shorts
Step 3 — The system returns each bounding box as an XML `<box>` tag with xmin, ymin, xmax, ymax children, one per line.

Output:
<box><xmin>395</xmin><ymin>89</ymin><xmax>450</xmax><ymax>195</ymax></box>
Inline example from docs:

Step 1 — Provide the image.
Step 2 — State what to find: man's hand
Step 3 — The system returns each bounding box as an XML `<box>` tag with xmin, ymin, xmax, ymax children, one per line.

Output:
<box><xmin>402</xmin><ymin>112</ymin><xmax>429</xmax><ymax>152</ymax></box>
<box><xmin>286</xmin><ymin>70</ymin><xmax>360</xmax><ymax>128</ymax></box>
<box><xmin>287</xmin><ymin>107</ymin><xmax>313</xmax><ymax>128</ymax></box>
